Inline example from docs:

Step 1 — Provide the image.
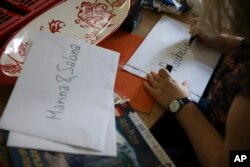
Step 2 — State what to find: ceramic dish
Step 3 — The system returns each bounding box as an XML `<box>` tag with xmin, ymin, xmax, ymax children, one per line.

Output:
<box><xmin>0</xmin><ymin>0</ymin><xmax>130</xmax><ymax>84</ymax></box>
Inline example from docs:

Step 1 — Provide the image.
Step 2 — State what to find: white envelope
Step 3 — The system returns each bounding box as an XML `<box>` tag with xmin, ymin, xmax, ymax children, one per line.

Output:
<box><xmin>0</xmin><ymin>32</ymin><xmax>119</xmax><ymax>151</ymax></box>
<box><xmin>7</xmin><ymin>109</ymin><xmax>116</xmax><ymax>156</ymax></box>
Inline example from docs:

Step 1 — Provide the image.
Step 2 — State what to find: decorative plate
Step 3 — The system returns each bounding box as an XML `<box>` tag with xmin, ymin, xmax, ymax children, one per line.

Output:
<box><xmin>0</xmin><ymin>0</ymin><xmax>130</xmax><ymax>84</ymax></box>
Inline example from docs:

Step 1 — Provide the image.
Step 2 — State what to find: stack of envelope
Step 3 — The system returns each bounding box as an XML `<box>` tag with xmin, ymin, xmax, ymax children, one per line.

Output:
<box><xmin>0</xmin><ymin>32</ymin><xmax>120</xmax><ymax>156</ymax></box>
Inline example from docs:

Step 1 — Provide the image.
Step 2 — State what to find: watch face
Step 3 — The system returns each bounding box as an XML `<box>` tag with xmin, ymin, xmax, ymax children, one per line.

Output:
<box><xmin>169</xmin><ymin>100</ymin><xmax>181</xmax><ymax>113</ymax></box>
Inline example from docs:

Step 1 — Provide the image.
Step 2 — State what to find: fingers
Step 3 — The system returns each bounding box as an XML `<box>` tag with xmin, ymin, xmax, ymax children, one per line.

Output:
<box><xmin>182</xmin><ymin>80</ymin><xmax>189</xmax><ymax>88</ymax></box>
<box><xmin>189</xmin><ymin>17</ymin><xmax>203</xmax><ymax>38</ymax></box>
<box><xmin>189</xmin><ymin>17</ymin><xmax>199</xmax><ymax>36</ymax></box>
<box><xmin>147</xmin><ymin>69</ymin><xmax>173</xmax><ymax>87</ymax></box>
<box><xmin>143</xmin><ymin>82</ymin><xmax>157</xmax><ymax>97</ymax></box>
<box><xmin>189</xmin><ymin>25</ymin><xmax>201</xmax><ymax>37</ymax></box>
<box><xmin>189</xmin><ymin>17</ymin><xmax>199</xmax><ymax>28</ymax></box>
<box><xmin>150</xmin><ymin>71</ymin><xmax>160</xmax><ymax>82</ymax></box>
<box><xmin>144</xmin><ymin>70</ymin><xmax>190</xmax><ymax>109</ymax></box>
<box><xmin>159</xmin><ymin>68</ymin><xmax>170</xmax><ymax>79</ymax></box>
<box><xmin>159</xmin><ymin>68</ymin><xmax>174</xmax><ymax>84</ymax></box>
<box><xmin>146</xmin><ymin>72</ymin><xmax>159</xmax><ymax>88</ymax></box>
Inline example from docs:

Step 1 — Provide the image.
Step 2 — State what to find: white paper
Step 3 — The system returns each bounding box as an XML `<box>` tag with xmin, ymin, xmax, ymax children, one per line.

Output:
<box><xmin>7</xmin><ymin>110</ymin><xmax>116</xmax><ymax>156</ymax></box>
<box><xmin>123</xmin><ymin>16</ymin><xmax>221</xmax><ymax>102</ymax></box>
<box><xmin>0</xmin><ymin>32</ymin><xmax>119</xmax><ymax>151</ymax></box>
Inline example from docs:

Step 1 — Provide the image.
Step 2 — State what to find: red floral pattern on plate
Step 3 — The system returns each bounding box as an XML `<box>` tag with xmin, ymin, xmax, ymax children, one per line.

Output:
<box><xmin>0</xmin><ymin>54</ymin><xmax>24</xmax><ymax>74</ymax></box>
<box><xmin>0</xmin><ymin>0</ymin><xmax>130</xmax><ymax>84</ymax></box>
<box><xmin>75</xmin><ymin>0</ymin><xmax>120</xmax><ymax>43</ymax></box>
<box><xmin>48</xmin><ymin>19</ymin><xmax>66</xmax><ymax>33</ymax></box>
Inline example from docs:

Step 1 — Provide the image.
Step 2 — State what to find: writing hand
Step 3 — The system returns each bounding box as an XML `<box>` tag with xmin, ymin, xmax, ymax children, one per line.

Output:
<box><xmin>189</xmin><ymin>17</ymin><xmax>243</xmax><ymax>54</ymax></box>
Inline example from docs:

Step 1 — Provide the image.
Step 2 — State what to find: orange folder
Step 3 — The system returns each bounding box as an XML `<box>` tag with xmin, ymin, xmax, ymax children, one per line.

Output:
<box><xmin>98</xmin><ymin>31</ymin><xmax>155</xmax><ymax>113</ymax></box>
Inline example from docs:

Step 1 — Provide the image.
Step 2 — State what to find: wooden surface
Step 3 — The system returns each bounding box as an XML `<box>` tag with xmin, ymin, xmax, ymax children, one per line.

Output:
<box><xmin>0</xmin><ymin>9</ymin><xmax>193</xmax><ymax>129</ymax></box>
<box><xmin>132</xmin><ymin>9</ymin><xmax>193</xmax><ymax>37</ymax></box>
<box><xmin>131</xmin><ymin>9</ymin><xmax>193</xmax><ymax>129</ymax></box>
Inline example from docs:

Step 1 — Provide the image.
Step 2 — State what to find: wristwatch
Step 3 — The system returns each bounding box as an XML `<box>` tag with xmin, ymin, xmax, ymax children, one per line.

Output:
<box><xmin>168</xmin><ymin>97</ymin><xmax>193</xmax><ymax>114</ymax></box>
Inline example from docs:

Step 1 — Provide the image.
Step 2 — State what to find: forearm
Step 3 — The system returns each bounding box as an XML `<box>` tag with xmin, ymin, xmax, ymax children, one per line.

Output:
<box><xmin>175</xmin><ymin>103</ymin><xmax>224</xmax><ymax>167</ymax></box>
<box><xmin>207</xmin><ymin>34</ymin><xmax>243</xmax><ymax>54</ymax></box>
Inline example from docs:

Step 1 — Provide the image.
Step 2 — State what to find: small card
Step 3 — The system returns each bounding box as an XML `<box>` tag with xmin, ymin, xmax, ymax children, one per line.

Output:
<box><xmin>0</xmin><ymin>32</ymin><xmax>119</xmax><ymax>151</ymax></box>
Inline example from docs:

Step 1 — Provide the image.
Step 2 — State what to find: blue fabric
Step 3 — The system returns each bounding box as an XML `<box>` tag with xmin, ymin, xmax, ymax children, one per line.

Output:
<box><xmin>150</xmin><ymin>99</ymin><xmax>211</xmax><ymax>167</ymax></box>
<box><xmin>143</xmin><ymin>0</ymin><xmax>190</xmax><ymax>14</ymax></box>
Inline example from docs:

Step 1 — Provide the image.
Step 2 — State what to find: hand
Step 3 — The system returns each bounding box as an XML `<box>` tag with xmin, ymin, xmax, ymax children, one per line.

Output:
<box><xmin>144</xmin><ymin>68</ymin><xmax>190</xmax><ymax>110</ymax></box>
<box><xmin>189</xmin><ymin>17</ymin><xmax>243</xmax><ymax>54</ymax></box>
<box><xmin>189</xmin><ymin>17</ymin><xmax>219</xmax><ymax>48</ymax></box>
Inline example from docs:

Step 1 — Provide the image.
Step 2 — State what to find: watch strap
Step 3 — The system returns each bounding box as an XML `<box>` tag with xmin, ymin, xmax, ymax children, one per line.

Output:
<box><xmin>178</xmin><ymin>97</ymin><xmax>192</xmax><ymax>106</ymax></box>
<box><xmin>168</xmin><ymin>97</ymin><xmax>193</xmax><ymax>114</ymax></box>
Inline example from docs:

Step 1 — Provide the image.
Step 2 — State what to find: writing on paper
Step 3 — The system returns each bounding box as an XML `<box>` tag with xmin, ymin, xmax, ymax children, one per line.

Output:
<box><xmin>159</xmin><ymin>41</ymin><xmax>190</xmax><ymax>72</ymax></box>
<box><xmin>45</xmin><ymin>44</ymin><xmax>80</xmax><ymax>120</ymax></box>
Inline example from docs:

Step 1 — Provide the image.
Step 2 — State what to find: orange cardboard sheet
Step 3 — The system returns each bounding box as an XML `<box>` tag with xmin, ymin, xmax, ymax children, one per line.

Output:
<box><xmin>98</xmin><ymin>31</ymin><xmax>155</xmax><ymax>113</ymax></box>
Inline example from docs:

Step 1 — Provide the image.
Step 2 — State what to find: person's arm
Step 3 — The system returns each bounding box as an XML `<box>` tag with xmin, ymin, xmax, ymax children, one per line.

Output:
<box><xmin>144</xmin><ymin>69</ymin><xmax>250</xmax><ymax>167</ymax></box>
<box><xmin>175</xmin><ymin>95</ymin><xmax>250</xmax><ymax>167</ymax></box>
<box><xmin>174</xmin><ymin>102</ymin><xmax>224</xmax><ymax>167</ymax></box>
<box><xmin>223</xmin><ymin>95</ymin><xmax>250</xmax><ymax>167</ymax></box>
<box><xmin>189</xmin><ymin>17</ymin><xmax>243</xmax><ymax>54</ymax></box>
<box><xmin>198</xmin><ymin>34</ymin><xmax>242</xmax><ymax>54</ymax></box>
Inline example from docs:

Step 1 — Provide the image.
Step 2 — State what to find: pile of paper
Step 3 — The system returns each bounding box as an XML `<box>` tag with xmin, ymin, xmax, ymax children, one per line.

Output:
<box><xmin>0</xmin><ymin>32</ymin><xmax>120</xmax><ymax>156</ymax></box>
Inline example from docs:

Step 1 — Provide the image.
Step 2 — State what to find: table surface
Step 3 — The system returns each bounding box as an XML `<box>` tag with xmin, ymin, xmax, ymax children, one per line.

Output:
<box><xmin>0</xmin><ymin>9</ymin><xmax>193</xmax><ymax>129</ymax></box>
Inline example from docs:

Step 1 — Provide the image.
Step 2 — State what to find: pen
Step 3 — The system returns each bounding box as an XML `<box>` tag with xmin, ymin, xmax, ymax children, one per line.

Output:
<box><xmin>188</xmin><ymin>35</ymin><xmax>198</xmax><ymax>45</ymax></box>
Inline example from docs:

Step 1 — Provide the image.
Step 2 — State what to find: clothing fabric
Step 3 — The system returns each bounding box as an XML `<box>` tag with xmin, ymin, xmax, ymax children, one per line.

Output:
<box><xmin>143</xmin><ymin>0</ymin><xmax>190</xmax><ymax>14</ymax></box>
<box><xmin>209</xmin><ymin>39</ymin><xmax>250</xmax><ymax>134</ymax></box>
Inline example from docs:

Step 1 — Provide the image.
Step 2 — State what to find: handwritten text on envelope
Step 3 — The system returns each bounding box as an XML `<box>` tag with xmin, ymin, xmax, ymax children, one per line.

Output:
<box><xmin>0</xmin><ymin>32</ymin><xmax>119</xmax><ymax>151</ymax></box>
